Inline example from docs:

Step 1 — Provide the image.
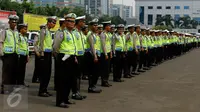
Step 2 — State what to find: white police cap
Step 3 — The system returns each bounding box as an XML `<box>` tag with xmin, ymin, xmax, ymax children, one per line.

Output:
<box><xmin>127</xmin><ymin>24</ymin><xmax>135</xmax><ymax>28</ymax></box>
<box><xmin>89</xmin><ymin>18</ymin><xmax>99</xmax><ymax>24</ymax></box>
<box><xmin>18</xmin><ymin>23</ymin><xmax>28</xmax><ymax>27</ymax></box>
<box><xmin>116</xmin><ymin>24</ymin><xmax>125</xmax><ymax>28</ymax></box>
<box><xmin>64</xmin><ymin>13</ymin><xmax>77</xmax><ymax>19</ymax></box>
<box><xmin>98</xmin><ymin>24</ymin><xmax>103</xmax><ymax>28</ymax></box>
<box><xmin>102</xmin><ymin>20</ymin><xmax>111</xmax><ymax>24</ymax></box>
<box><xmin>47</xmin><ymin>16</ymin><xmax>57</xmax><ymax>21</ymax></box>
<box><xmin>59</xmin><ymin>18</ymin><xmax>65</xmax><ymax>21</ymax></box>
<box><xmin>111</xmin><ymin>24</ymin><xmax>115</xmax><ymax>28</ymax></box>
<box><xmin>8</xmin><ymin>15</ymin><xmax>19</xmax><ymax>20</ymax></box>
<box><xmin>76</xmin><ymin>15</ymin><xmax>86</xmax><ymax>20</ymax></box>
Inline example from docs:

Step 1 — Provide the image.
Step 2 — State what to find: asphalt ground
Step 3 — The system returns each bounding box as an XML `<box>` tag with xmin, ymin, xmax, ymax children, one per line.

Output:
<box><xmin>1</xmin><ymin>48</ymin><xmax>200</xmax><ymax>112</ymax></box>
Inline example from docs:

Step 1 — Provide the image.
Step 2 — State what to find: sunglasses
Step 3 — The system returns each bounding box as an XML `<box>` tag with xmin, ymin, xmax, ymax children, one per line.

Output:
<box><xmin>66</xmin><ymin>20</ymin><xmax>75</xmax><ymax>23</ymax></box>
<box><xmin>51</xmin><ymin>21</ymin><xmax>56</xmax><ymax>24</ymax></box>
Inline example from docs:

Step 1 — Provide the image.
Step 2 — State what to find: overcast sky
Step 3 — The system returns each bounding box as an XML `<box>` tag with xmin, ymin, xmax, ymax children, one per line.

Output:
<box><xmin>113</xmin><ymin>0</ymin><xmax>135</xmax><ymax>16</ymax></box>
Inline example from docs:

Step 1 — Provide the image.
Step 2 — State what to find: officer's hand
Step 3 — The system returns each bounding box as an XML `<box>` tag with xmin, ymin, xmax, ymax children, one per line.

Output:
<box><xmin>41</xmin><ymin>52</ymin><xmax>44</xmax><ymax>57</ymax></box>
<box><xmin>110</xmin><ymin>53</ymin><xmax>113</xmax><ymax>59</ymax></box>
<box><xmin>36</xmin><ymin>52</ymin><xmax>41</xmax><ymax>57</ymax></box>
<box><xmin>135</xmin><ymin>50</ymin><xmax>139</xmax><ymax>54</ymax></box>
<box><xmin>105</xmin><ymin>55</ymin><xmax>108</xmax><ymax>60</ymax></box>
<box><xmin>0</xmin><ymin>51</ymin><xmax>4</xmax><ymax>57</ymax></box>
<box><xmin>141</xmin><ymin>48</ymin><xmax>144</xmax><ymax>51</ymax></box>
<box><xmin>75</xmin><ymin>57</ymin><xmax>78</xmax><ymax>63</ymax></box>
<box><xmin>94</xmin><ymin>56</ymin><xmax>98</xmax><ymax>62</ymax></box>
<box><xmin>27</xmin><ymin>55</ymin><xmax>29</xmax><ymax>63</ymax></box>
<box><xmin>146</xmin><ymin>50</ymin><xmax>148</xmax><ymax>54</ymax></box>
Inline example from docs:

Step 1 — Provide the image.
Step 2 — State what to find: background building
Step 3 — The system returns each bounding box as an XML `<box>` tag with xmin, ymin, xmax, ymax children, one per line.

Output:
<box><xmin>111</xmin><ymin>4</ymin><xmax>133</xmax><ymax>21</ymax></box>
<box><xmin>33</xmin><ymin>0</ymin><xmax>84</xmax><ymax>7</ymax></box>
<box><xmin>135</xmin><ymin>0</ymin><xmax>200</xmax><ymax>27</ymax></box>
<box><xmin>84</xmin><ymin>0</ymin><xmax>111</xmax><ymax>17</ymax></box>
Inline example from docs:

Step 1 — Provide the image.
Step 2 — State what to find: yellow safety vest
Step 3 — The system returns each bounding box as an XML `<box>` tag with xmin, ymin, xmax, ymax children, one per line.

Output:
<box><xmin>115</xmin><ymin>34</ymin><xmax>126</xmax><ymax>52</ymax></box>
<box><xmin>43</xmin><ymin>29</ymin><xmax>52</xmax><ymax>52</ymax></box>
<box><xmin>59</xmin><ymin>30</ymin><xmax>76</xmax><ymax>55</ymax></box>
<box><xmin>17</xmin><ymin>34</ymin><xmax>29</xmax><ymax>56</ymax></box>
<box><xmin>104</xmin><ymin>32</ymin><xmax>111</xmax><ymax>53</ymax></box>
<box><xmin>3</xmin><ymin>29</ymin><xmax>18</xmax><ymax>54</ymax></box>
<box><xmin>126</xmin><ymin>32</ymin><xmax>134</xmax><ymax>51</ymax></box>
<box><xmin>73</xmin><ymin>29</ymin><xmax>85</xmax><ymax>56</ymax></box>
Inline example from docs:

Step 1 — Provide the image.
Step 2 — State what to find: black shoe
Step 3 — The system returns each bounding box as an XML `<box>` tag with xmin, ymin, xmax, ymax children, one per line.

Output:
<box><xmin>56</xmin><ymin>102</ymin><xmax>69</xmax><ymax>108</ymax></box>
<box><xmin>137</xmin><ymin>69</ymin><xmax>145</xmax><ymax>72</ymax></box>
<box><xmin>124</xmin><ymin>75</ymin><xmax>132</xmax><ymax>78</ymax></box>
<box><xmin>72</xmin><ymin>93</ymin><xmax>83</xmax><ymax>100</ymax></box>
<box><xmin>82</xmin><ymin>76</ymin><xmax>88</xmax><ymax>80</ymax></box>
<box><xmin>88</xmin><ymin>87</ymin><xmax>102</xmax><ymax>93</ymax></box>
<box><xmin>132</xmin><ymin>72</ymin><xmax>140</xmax><ymax>75</ymax></box>
<box><xmin>32</xmin><ymin>79</ymin><xmax>40</xmax><ymax>83</ymax></box>
<box><xmin>66</xmin><ymin>100</ymin><xmax>75</xmax><ymax>104</ymax></box>
<box><xmin>101</xmin><ymin>83</ymin><xmax>110</xmax><ymax>87</ymax></box>
<box><xmin>143</xmin><ymin>67</ymin><xmax>150</xmax><ymax>70</ymax></box>
<box><xmin>38</xmin><ymin>92</ymin><xmax>49</xmax><ymax>97</ymax></box>
<box><xmin>46</xmin><ymin>92</ymin><xmax>52</xmax><ymax>96</ymax></box>
<box><xmin>113</xmin><ymin>79</ymin><xmax>124</xmax><ymax>82</ymax></box>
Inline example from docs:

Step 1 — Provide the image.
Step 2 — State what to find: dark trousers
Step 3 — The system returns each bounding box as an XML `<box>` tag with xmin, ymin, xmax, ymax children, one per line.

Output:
<box><xmin>56</xmin><ymin>54</ymin><xmax>76</xmax><ymax>105</ymax></box>
<box><xmin>100</xmin><ymin>53</ymin><xmax>110</xmax><ymax>83</ymax></box>
<box><xmin>127</xmin><ymin>51</ymin><xmax>138</xmax><ymax>73</ymax></box>
<box><xmin>1</xmin><ymin>53</ymin><xmax>18</xmax><ymax>93</ymax></box>
<box><xmin>32</xmin><ymin>54</ymin><xmax>41</xmax><ymax>82</ymax></box>
<box><xmin>85</xmin><ymin>52</ymin><xmax>101</xmax><ymax>88</ymax></box>
<box><xmin>113</xmin><ymin>51</ymin><xmax>125</xmax><ymax>80</ymax></box>
<box><xmin>138</xmin><ymin>50</ymin><xmax>145</xmax><ymax>69</ymax></box>
<box><xmin>2</xmin><ymin>53</ymin><xmax>18</xmax><ymax>85</ymax></box>
<box><xmin>39</xmin><ymin>52</ymin><xmax>52</xmax><ymax>93</ymax></box>
<box><xmin>54</xmin><ymin>56</ymin><xmax>58</xmax><ymax>90</ymax></box>
<box><xmin>17</xmin><ymin>55</ymin><xmax>27</xmax><ymax>85</ymax></box>
<box><xmin>72</xmin><ymin>56</ymin><xmax>84</xmax><ymax>93</ymax></box>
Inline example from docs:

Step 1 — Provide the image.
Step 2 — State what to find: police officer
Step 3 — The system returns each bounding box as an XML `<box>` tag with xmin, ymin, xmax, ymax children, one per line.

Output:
<box><xmin>113</xmin><ymin>24</ymin><xmax>126</xmax><ymax>82</ymax></box>
<box><xmin>38</xmin><ymin>16</ymin><xmax>57</xmax><ymax>97</ymax></box>
<box><xmin>71</xmin><ymin>15</ymin><xmax>87</xmax><ymax>100</ymax></box>
<box><xmin>17</xmin><ymin>23</ymin><xmax>29</xmax><ymax>87</ymax></box>
<box><xmin>32</xmin><ymin>24</ymin><xmax>45</xmax><ymax>83</ymax></box>
<box><xmin>85</xmin><ymin>18</ymin><xmax>102</xmax><ymax>93</ymax></box>
<box><xmin>53</xmin><ymin>18</ymin><xmax>65</xmax><ymax>91</ymax></box>
<box><xmin>0</xmin><ymin>15</ymin><xmax>19</xmax><ymax>94</ymax></box>
<box><xmin>99</xmin><ymin>21</ymin><xmax>112</xmax><ymax>87</ymax></box>
<box><xmin>54</xmin><ymin>13</ymin><xmax>77</xmax><ymax>108</ymax></box>
<box><xmin>125</xmin><ymin>24</ymin><xmax>138</xmax><ymax>76</ymax></box>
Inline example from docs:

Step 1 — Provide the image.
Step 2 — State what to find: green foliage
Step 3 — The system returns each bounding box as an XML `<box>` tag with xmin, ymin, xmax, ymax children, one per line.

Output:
<box><xmin>152</xmin><ymin>25</ymin><xmax>173</xmax><ymax>31</ymax></box>
<box><xmin>0</xmin><ymin>0</ymin><xmax>126</xmax><ymax>25</ymax></box>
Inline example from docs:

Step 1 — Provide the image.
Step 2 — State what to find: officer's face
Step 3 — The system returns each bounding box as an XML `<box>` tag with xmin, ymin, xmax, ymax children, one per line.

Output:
<box><xmin>110</xmin><ymin>28</ymin><xmax>115</xmax><ymax>33</ymax></box>
<box><xmin>136</xmin><ymin>27</ymin><xmax>140</xmax><ymax>33</ymax></box>
<box><xmin>79</xmin><ymin>19</ymin><xmax>85</xmax><ymax>28</ymax></box>
<box><xmin>9</xmin><ymin>20</ymin><xmax>17</xmax><ymax>28</ymax></box>
<box><xmin>117</xmin><ymin>27</ymin><xmax>124</xmax><ymax>34</ymax></box>
<box><xmin>21</xmin><ymin>26</ymin><xmax>28</xmax><ymax>34</ymax></box>
<box><xmin>91</xmin><ymin>24</ymin><xmax>98</xmax><ymax>32</ymax></box>
<box><xmin>98</xmin><ymin>27</ymin><xmax>103</xmax><ymax>34</ymax></box>
<box><xmin>105</xmin><ymin>25</ymin><xmax>111</xmax><ymax>32</ymax></box>
<box><xmin>128</xmin><ymin>27</ymin><xmax>134</xmax><ymax>33</ymax></box>
<box><xmin>50</xmin><ymin>20</ymin><xmax>56</xmax><ymax>28</ymax></box>
<box><xmin>65</xmin><ymin>18</ymin><xmax>75</xmax><ymax>29</ymax></box>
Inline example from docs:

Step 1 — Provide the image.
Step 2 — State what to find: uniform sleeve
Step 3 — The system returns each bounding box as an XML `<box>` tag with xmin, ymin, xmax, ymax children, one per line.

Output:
<box><xmin>34</xmin><ymin>35</ymin><xmax>39</xmax><ymax>53</ymax></box>
<box><xmin>53</xmin><ymin>31</ymin><xmax>64</xmax><ymax>53</ymax></box>
<box><xmin>88</xmin><ymin>33</ymin><xmax>96</xmax><ymax>57</ymax></box>
<box><xmin>112</xmin><ymin>34</ymin><xmax>116</xmax><ymax>54</ymax></box>
<box><xmin>0</xmin><ymin>30</ymin><xmax>6</xmax><ymax>55</ymax></box>
<box><xmin>39</xmin><ymin>29</ymin><xmax>46</xmax><ymax>52</ymax></box>
<box><xmin>100</xmin><ymin>33</ymin><xmax>107</xmax><ymax>55</ymax></box>
<box><xmin>133</xmin><ymin>34</ymin><xmax>137</xmax><ymax>50</ymax></box>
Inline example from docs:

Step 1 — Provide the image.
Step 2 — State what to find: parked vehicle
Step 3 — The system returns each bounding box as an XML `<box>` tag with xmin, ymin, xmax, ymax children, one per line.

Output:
<box><xmin>27</xmin><ymin>32</ymin><xmax>39</xmax><ymax>54</ymax></box>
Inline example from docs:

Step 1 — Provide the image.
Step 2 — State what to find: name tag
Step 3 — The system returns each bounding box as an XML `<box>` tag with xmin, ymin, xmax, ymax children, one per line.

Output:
<box><xmin>78</xmin><ymin>51</ymin><xmax>84</xmax><ymax>55</ymax></box>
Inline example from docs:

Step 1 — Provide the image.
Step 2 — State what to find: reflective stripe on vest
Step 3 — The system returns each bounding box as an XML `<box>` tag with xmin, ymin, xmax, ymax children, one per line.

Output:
<box><xmin>17</xmin><ymin>35</ymin><xmax>28</xmax><ymax>55</ymax></box>
<box><xmin>43</xmin><ymin>29</ymin><xmax>52</xmax><ymax>52</ymax></box>
<box><xmin>59</xmin><ymin>30</ymin><xmax>76</xmax><ymax>55</ymax></box>
<box><xmin>3</xmin><ymin>29</ymin><xmax>18</xmax><ymax>54</ymax></box>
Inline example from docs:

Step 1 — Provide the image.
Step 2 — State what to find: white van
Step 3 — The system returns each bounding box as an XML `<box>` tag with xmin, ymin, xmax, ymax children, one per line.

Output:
<box><xmin>27</xmin><ymin>32</ymin><xmax>39</xmax><ymax>54</ymax></box>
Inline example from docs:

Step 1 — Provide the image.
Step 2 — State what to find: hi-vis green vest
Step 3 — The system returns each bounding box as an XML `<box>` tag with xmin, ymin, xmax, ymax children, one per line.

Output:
<box><xmin>135</xmin><ymin>34</ymin><xmax>141</xmax><ymax>49</ymax></box>
<box><xmin>73</xmin><ymin>29</ymin><xmax>85</xmax><ymax>56</ymax></box>
<box><xmin>146</xmin><ymin>35</ymin><xmax>152</xmax><ymax>49</ymax></box>
<box><xmin>141</xmin><ymin>35</ymin><xmax>148</xmax><ymax>50</ymax></box>
<box><xmin>3</xmin><ymin>29</ymin><xmax>18</xmax><ymax>54</ymax></box>
<box><xmin>17</xmin><ymin>34</ymin><xmax>29</xmax><ymax>56</ymax></box>
<box><xmin>126</xmin><ymin>32</ymin><xmax>134</xmax><ymax>51</ymax></box>
<box><xmin>85</xmin><ymin>33</ymin><xmax>101</xmax><ymax>56</ymax></box>
<box><xmin>43</xmin><ymin>29</ymin><xmax>52</xmax><ymax>52</ymax></box>
<box><xmin>115</xmin><ymin>34</ymin><xmax>126</xmax><ymax>52</ymax></box>
<box><xmin>104</xmin><ymin>32</ymin><xmax>111</xmax><ymax>53</ymax></box>
<box><xmin>59</xmin><ymin>30</ymin><xmax>76</xmax><ymax>55</ymax></box>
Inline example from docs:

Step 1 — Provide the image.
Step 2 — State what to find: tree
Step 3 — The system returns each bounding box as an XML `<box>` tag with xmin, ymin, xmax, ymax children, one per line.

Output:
<box><xmin>163</xmin><ymin>15</ymin><xmax>174</xmax><ymax>28</ymax></box>
<box><xmin>72</xmin><ymin>6</ymin><xmax>85</xmax><ymax>17</ymax></box>
<box><xmin>111</xmin><ymin>16</ymin><xmax>126</xmax><ymax>25</ymax></box>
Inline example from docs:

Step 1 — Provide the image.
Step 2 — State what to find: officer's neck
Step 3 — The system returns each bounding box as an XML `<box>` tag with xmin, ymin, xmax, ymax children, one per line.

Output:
<box><xmin>75</xmin><ymin>26</ymin><xmax>81</xmax><ymax>31</ymax></box>
<box><xmin>66</xmin><ymin>27</ymin><xmax>73</xmax><ymax>32</ymax></box>
<box><xmin>9</xmin><ymin>26</ymin><xmax>15</xmax><ymax>31</ymax></box>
